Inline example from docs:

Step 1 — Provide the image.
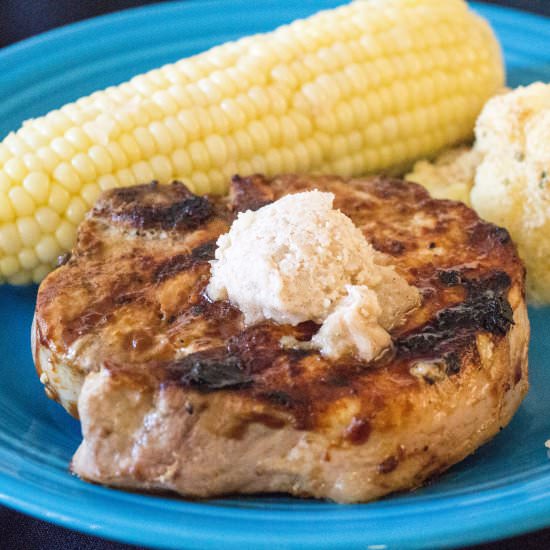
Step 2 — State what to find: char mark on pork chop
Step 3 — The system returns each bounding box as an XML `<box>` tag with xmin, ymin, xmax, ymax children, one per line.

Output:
<box><xmin>95</xmin><ymin>180</ymin><xmax>214</xmax><ymax>230</ymax></box>
<box><xmin>153</xmin><ymin>240</ymin><xmax>217</xmax><ymax>284</ymax></box>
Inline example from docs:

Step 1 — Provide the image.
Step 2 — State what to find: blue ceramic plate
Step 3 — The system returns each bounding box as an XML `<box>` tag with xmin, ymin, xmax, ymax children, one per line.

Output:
<box><xmin>0</xmin><ymin>2</ymin><xmax>549</xmax><ymax>549</ymax></box>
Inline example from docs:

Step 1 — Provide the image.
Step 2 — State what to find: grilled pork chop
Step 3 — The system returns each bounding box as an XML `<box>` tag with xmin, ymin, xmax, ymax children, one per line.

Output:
<box><xmin>33</xmin><ymin>174</ymin><xmax>529</xmax><ymax>503</ymax></box>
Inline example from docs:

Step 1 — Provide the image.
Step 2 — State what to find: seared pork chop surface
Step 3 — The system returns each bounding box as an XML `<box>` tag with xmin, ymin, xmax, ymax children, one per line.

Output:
<box><xmin>33</xmin><ymin>174</ymin><xmax>529</xmax><ymax>503</ymax></box>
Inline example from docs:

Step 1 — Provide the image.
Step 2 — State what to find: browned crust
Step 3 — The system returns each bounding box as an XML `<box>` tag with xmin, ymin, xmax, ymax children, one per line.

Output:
<box><xmin>35</xmin><ymin>174</ymin><xmax>526</xmax><ymax>434</ymax></box>
<box><xmin>94</xmin><ymin>180</ymin><xmax>213</xmax><ymax>231</ymax></box>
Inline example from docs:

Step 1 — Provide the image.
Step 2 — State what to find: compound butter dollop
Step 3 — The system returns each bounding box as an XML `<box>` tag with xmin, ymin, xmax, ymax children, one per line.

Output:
<box><xmin>207</xmin><ymin>191</ymin><xmax>419</xmax><ymax>361</ymax></box>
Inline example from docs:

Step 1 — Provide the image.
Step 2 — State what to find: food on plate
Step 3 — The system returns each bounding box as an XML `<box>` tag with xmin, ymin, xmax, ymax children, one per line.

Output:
<box><xmin>207</xmin><ymin>190</ymin><xmax>420</xmax><ymax>360</ymax></box>
<box><xmin>33</xmin><ymin>174</ymin><xmax>529</xmax><ymax>503</ymax></box>
<box><xmin>407</xmin><ymin>82</ymin><xmax>550</xmax><ymax>303</ymax></box>
<box><xmin>0</xmin><ymin>0</ymin><xmax>504</xmax><ymax>285</ymax></box>
<box><xmin>406</xmin><ymin>146</ymin><xmax>481</xmax><ymax>205</ymax></box>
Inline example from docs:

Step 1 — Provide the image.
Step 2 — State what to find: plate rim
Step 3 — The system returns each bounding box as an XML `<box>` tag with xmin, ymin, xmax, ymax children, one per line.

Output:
<box><xmin>1</xmin><ymin>1</ymin><xmax>550</xmax><ymax>548</ymax></box>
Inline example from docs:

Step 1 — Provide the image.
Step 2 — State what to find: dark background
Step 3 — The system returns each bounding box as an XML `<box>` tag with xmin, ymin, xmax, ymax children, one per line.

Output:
<box><xmin>0</xmin><ymin>1</ymin><xmax>549</xmax><ymax>549</ymax></box>
<box><xmin>1</xmin><ymin>0</ymin><xmax>550</xmax><ymax>49</ymax></box>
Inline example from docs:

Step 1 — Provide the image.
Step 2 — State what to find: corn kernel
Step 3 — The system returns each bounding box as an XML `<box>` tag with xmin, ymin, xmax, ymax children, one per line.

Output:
<box><xmin>248</xmin><ymin>121</ymin><xmax>270</xmax><ymax>152</ymax></box>
<box><xmin>236</xmin><ymin>93</ymin><xmax>258</xmax><ymax>120</ymax></box>
<box><xmin>35</xmin><ymin>206</ymin><xmax>60</xmax><ymax>233</ymax></box>
<box><xmin>197</xmin><ymin>78</ymin><xmax>223</xmax><ymax>104</ymax></box>
<box><xmin>235</xmin><ymin>159</ymin><xmax>253</xmax><ymax>176</ymax></box>
<box><xmin>8</xmin><ymin>187</ymin><xmax>35</xmax><ymax>216</ymax></box>
<box><xmin>261</xmin><ymin>115</ymin><xmax>281</xmax><ymax>147</ymax></box>
<box><xmin>66</xmin><ymin>197</ymin><xmax>88</xmax><ymax>225</ymax></box>
<box><xmin>292</xmin><ymin>112</ymin><xmax>313</xmax><ymax>139</ymax></box>
<box><xmin>51</xmin><ymin>137</ymin><xmax>76</xmax><ymax>160</ymax></box>
<box><xmin>150</xmin><ymin>155</ymin><xmax>173</xmax><ymax>182</ymax></box>
<box><xmin>88</xmin><ymin>145</ymin><xmax>113</xmax><ymax>175</ymax></box>
<box><xmin>190</xmin><ymin>172</ymin><xmax>210</xmax><ymax>193</ymax></box>
<box><xmin>177</xmin><ymin>110</ymin><xmax>201</xmax><ymax>141</ymax></box>
<box><xmin>119</xmin><ymin>134</ymin><xmax>141</xmax><ymax>164</ymax></box>
<box><xmin>48</xmin><ymin>184</ymin><xmax>71</xmax><ymax>214</ymax></box>
<box><xmin>205</xmin><ymin>135</ymin><xmax>227</xmax><ymax>166</ymax></box>
<box><xmin>130</xmin><ymin>74</ymin><xmax>157</xmax><ymax>97</ymax></box>
<box><xmin>331</xmin><ymin>156</ymin><xmax>353</xmax><ymax>176</ymax></box>
<box><xmin>381</xmin><ymin>116</ymin><xmax>399</xmax><ymax>142</ymax></box>
<box><xmin>142</xmin><ymin>99</ymin><xmax>164</xmax><ymax>121</ymax></box>
<box><xmin>81</xmin><ymin>183</ymin><xmax>101</xmax><ymax>207</ymax></box>
<box><xmin>249</xmin><ymin>154</ymin><xmax>266</xmax><ymax>174</ymax></box>
<box><xmin>196</xmin><ymin>107</ymin><xmax>214</xmax><ymax>139</ymax></box>
<box><xmin>0</xmin><ymin>144</ymin><xmax>10</xmax><ymax>165</ymax></box>
<box><xmin>279</xmin><ymin>116</ymin><xmax>300</xmax><ymax>145</ymax></box>
<box><xmin>131</xmin><ymin>161</ymin><xmax>155</xmax><ymax>184</ymax></box>
<box><xmin>188</xmin><ymin>142</ymin><xmax>210</xmax><ymax>172</ymax></box>
<box><xmin>72</xmin><ymin>153</ymin><xmax>97</xmax><ymax>182</ymax></box>
<box><xmin>33</xmin><ymin>264</ymin><xmax>51</xmax><ymax>283</ymax></box>
<box><xmin>35</xmin><ymin>235</ymin><xmax>62</xmax><ymax>263</ymax></box>
<box><xmin>115</xmin><ymin>169</ymin><xmax>136</xmax><ymax>188</ymax></box>
<box><xmin>224</xmin><ymin>135</ymin><xmax>239</xmax><ymax>162</ymax></box>
<box><xmin>303</xmin><ymin>137</ymin><xmax>323</xmax><ymax>167</ymax></box>
<box><xmin>264</xmin><ymin>148</ymin><xmax>283</xmax><ymax>174</ymax></box>
<box><xmin>210</xmin><ymin>69</ymin><xmax>238</xmax><ymax>96</ymax></box>
<box><xmin>65</xmin><ymin>127</ymin><xmax>91</xmax><ymax>150</ymax></box>
<box><xmin>335</xmin><ymin>102</ymin><xmax>355</xmax><ymax>134</ymax></box>
<box><xmin>55</xmin><ymin>220</ymin><xmax>76</xmax><ymax>250</ymax></box>
<box><xmin>125</xmin><ymin>100</ymin><xmax>150</xmax><ymax>127</ymax></box>
<box><xmin>19</xmin><ymin>127</ymin><xmax>48</xmax><ymax>150</ymax></box>
<box><xmin>207</xmin><ymin>169</ymin><xmax>226</xmax><ymax>194</ymax></box>
<box><xmin>208</xmin><ymin>106</ymin><xmax>231</xmax><ymax>136</ymax></box>
<box><xmin>186</xmin><ymin>84</ymin><xmax>209</xmax><ymax>108</ymax></box>
<box><xmin>0</xmin><ymin>256</ymin><xmax>20</xmax><ymax>277</ymax></box>
<box><xmin>380</xmin><ymin>145</ymin><xmax>393</xmax><ymax>168</ymax></box>
<box><xmin>37</xmin><ymin>147</ymin><xmax>61</xmax><ymax>172</ymax></box>
<box><xmin>0</xmin><ymin>223</ymin><xmax>22</xmax><ymax>254</ymax></box>
<box><xmin>64</xmin><ymin>102</ymin><xmax>95</xmax><ymax>125</ymax></box>
<box><xmin>98</xmin><ymin>174</ymin><xmax>118</xmax><ymax>191</ymax></box>
<box><xmin>296</xmin><ymin>142</ymin><xmax>313</xmax><ymax>171</ymax></box>
<box><xmin>233</xmin><ymin>130</ymin><xmax>254</xmax><ymax>158</ymax></box>
<box><xmin>7</xmin><ymin>271</ymin><xmax>32</xmax><ymax>285</ymax></box>
<box><xmin>54</xmin><ymin>163</ymin><xmax>81</xmax><ymax>193</ymax></box>
<box><xmin>149</xmin><ymin>121</ymin><xmax>173</xmax><ymax>154</ymax></box>
<box><xmin>133</xmin><ymin>127</ymin><xmax>157</xmax><ymax>158</ymax></box>
<box><xmin>0</xmin><ymin>197</ymin><xmax>15</xmax><ymax>222</ymax></box>
<box><xmin>271</xmin><ymin>64</ymin><xmax>298</xmax><ymax>88</ymax></box>
<box><xmin>4</xmin><ymin>157</ymin><xmax>27</xmax><ymax>181</ymax></box>
<box><xmin>106</xmin><ymin>142</ymin><xmax>128</xmax><ymax>170</ymax></box>
<box><xmin>280</xmin><ymin>148</ymin><xmax>297</xmax><ymax>172</ymax></box>
<box><xmin>0</xmin><ymin>173</ymin><xmax>13</xmax><ymax>193</ymax></box>
<box><xmin>23</xmin><ymin>172</ymin><xmax>50</xmax><ymax>204</ymax></box>
<box><xmin>47</xmin><ymin>110</ymin><xmax>72</xmax><ymax>133</ymax></box>
<box><xmin>22</xmin><ymin>153</ymin><xmax>45</xmax><ymax>173</ymax></box>
<box><xmin>34</xmin><ymin>118</ymin><xmax>57</xmax><ymax>139</ymax></box>
<box><xmin>109</xmin><ymin>109</ymin><xmax>132</xmax><ymax>133</ymax></box>
<box><xmin>5</xmin><ymin>133</ymin><xmax>31</xmax><ymax>156</ymax></box>
<box><xmin>247</xmin><ymin>86</ymin><xmax>270</xmax><ymax>116</ymax></box>
<box><xmin>147</xmin><ymin>68</ymin><xmax>170</xmax><ymax>88</ymax></box>
<box><xmin>19</xmin><ymin>248</ymin><xmax>39</xmax><ymax>270</ymax></box>
<box><xmin>17</xmin><ymin>217</ymin><xmax>42</xmax><ymax>247</ymax></box>
<box><xmin>220</xmin><ymin>99</ymin><xmax>246</xmax><ymax>129</ymax></box>
<box><xmin>331</xmin><ymin>135</ymin><xmax>349</xmax><ymax>160</ymax></box>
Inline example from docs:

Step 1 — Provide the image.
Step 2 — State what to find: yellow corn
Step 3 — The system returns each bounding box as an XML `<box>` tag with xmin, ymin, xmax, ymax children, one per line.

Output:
<box><xmin>0</xmin><ymin>0</ymin><xmax>504</xmax><ymax>284</ymax></box>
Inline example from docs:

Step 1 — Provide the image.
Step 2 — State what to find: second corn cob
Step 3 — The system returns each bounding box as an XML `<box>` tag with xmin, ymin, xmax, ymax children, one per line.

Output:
<box><xmin>0</xmin><ymin>0</ymin><xmax>504</xmax><ymax>284</ymax></box>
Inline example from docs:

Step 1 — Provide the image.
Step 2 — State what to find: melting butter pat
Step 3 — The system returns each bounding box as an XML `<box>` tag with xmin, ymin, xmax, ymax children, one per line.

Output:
<box><xmin>207</xmin><ymin>190</ymin><xmax>419</xmax><ymax>361</ymax></box>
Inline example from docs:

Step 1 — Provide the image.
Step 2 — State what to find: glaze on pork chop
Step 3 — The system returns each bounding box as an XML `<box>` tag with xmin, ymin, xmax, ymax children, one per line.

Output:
<box><xmin>33</xmin><ymin>175</ymin><xmax>529</xmax><ymax>503</ymax></box>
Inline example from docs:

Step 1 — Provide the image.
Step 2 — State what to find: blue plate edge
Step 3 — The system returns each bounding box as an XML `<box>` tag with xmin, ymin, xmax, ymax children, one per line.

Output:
<box><xmin>0</xmin><ymin>1</ymin><xmax>549</xmax><ymax>549</ymax></box>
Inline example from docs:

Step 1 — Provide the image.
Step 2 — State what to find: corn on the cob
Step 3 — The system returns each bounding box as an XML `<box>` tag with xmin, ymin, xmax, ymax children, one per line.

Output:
<box><xmin>0</xmin><ymin>0</ymin><xmax>504</xmax><ymax>284</ymax></box>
